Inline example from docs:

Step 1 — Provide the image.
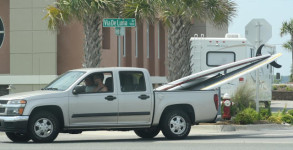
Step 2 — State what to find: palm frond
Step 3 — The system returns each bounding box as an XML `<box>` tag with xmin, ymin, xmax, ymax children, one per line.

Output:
<box><xmin>122</xmin><ymin>0</ymin><xmax>157</xmax><ymax>24</ymax></box>
<box><xmin>157</xmin><ymin>0</ymin><xmax>236</xmax><ymax>28</ymax></box>
<box><xmin>283</xmin><ymin>41</ymin><xmax>292</xmax><ymax>51</ymax></box>
<box><xmin>203</xmin><ymin>0</ymin><xmax>237</xmax><ymax>28</ymax></box>
<box><xmin>44</xmin><ymin>0</ymin><xmax>118</xmax><ymax>31</ymax></box>
<box><xmin>43</xmin><ymin>5</ymin><xmax>72</xmax><ymax>31</ymax></box>
<box><xmin>280</xmin><ymin>18</ymin><xmax>293</xmax><ymax>37</ymax></box>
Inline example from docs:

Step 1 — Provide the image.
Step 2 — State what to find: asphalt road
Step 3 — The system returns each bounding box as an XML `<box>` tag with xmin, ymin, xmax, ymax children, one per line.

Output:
<box><xmin>1</xmin><ymin>127</ymin><xmax>293</xmax><ymax>150</ymax></box>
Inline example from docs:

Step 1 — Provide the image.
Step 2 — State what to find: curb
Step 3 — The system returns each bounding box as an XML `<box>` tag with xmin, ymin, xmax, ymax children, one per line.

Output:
<box><xmin>193</xmin><ymin>125</ymin><xmax>236</xmax><ymax>132</ymax></box>
<box><xmin>0</xmin><ymin>125</ymin><xmax>291</xmax><ymax>135</ymax></box>
<box><xmin>193</xmin><ymin>124</ymin><xmax>293</xmax><ymax>132</ymax></box>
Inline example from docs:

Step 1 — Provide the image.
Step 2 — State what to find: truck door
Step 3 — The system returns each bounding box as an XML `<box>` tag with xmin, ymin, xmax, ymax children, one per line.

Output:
<box><xmin>69</xmin><ymin>72</ymin><xmax>118</xmax><ymax>127</ymax></box>
<box><xmin>117</xmin><ymin>71</ymin><xmax>153</xmax><ymax>125</ymax></box>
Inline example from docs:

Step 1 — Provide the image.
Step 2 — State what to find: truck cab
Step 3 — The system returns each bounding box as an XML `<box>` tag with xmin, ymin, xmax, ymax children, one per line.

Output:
<box><xmin>68</xmin><ymin>68</ymin><xmax>154</xmax><ymax>127</ymax></box>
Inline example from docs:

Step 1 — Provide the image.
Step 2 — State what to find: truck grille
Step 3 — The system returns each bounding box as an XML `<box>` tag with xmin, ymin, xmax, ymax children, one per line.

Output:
<box><xmin>0</xmin><ymin>100</ymin><xmax>8</xmax><ymax>104</ymax></box>
<box><xmin>0</xmin><ymin>100</ymin><xmax>8</xmax><ymax>113</ymax></box>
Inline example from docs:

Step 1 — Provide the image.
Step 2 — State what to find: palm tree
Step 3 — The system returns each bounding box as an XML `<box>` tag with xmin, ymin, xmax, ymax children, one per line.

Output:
<box><xmin>291</xmin><ymin>64</ymin><xmax>293</xmax><ymax>82</ymax></box>
<box><xmin>158</xmin><ymin>0</ymin><xmax>236</xmax><ymax>81</ymax></box>
<box><xmin>124</xmin><ymin>0</ymin><xmax>236</xmax><ymax>81</ymax></box>
<box><xmin>44</xmin><ymin>0</ymin><xmax>116</xmax><ymax>68</ymax></box>
<box><xmin>122</xmin><ymin>0</ymin><xmax>157</xmax><ymax>24</ymax></box>
<box><xmin>280</xmin><ymin>19</ymin><xmax>293</xmax><ymax>81</ymax></box>
<box><xmin>283</xmin><ymin>41</ymin><xmax>292</xmax><ymax>51</ymax></box>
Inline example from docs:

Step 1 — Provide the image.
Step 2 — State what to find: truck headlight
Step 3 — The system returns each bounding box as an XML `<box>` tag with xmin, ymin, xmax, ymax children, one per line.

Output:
<box><xmin>6</xmin><ymin>100</ymin><xmax>27</xmax><ymax>116</ymax></box>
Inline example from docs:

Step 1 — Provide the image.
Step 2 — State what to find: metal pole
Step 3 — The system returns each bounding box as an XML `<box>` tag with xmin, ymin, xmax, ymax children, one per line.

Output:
<box><xmin>218</xmin><ymin>87</ymin><xmax>222</xmax><ymax>118</ymax></box>
<box><xmin>118</xmin><ymin>35</ymin><xmax>121</xmax><ymax>67</ymax></box>
<box><xmin>255</xmin><ymin>21</ymin><xmax>261</xmax><ymax>112</ymax></box>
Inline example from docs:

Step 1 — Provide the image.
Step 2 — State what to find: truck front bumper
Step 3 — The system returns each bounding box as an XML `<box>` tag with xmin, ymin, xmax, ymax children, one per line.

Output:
<box><xmin>0</xmin><ymin>116</ymin><xmax>29</xmax><ymax>133</ymax></box>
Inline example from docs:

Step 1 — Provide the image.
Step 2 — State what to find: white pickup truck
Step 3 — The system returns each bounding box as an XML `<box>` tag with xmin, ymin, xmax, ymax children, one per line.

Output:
<box><xmin>0</xmin><ymin>67</ymin><xmax>219</xmax><ymax>143</ymax></box>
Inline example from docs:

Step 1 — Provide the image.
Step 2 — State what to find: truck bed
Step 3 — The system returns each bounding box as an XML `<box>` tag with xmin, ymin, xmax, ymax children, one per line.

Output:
<box><xmin>152</xmin><ymin>90</ymin><xmax>218</xmax><ymax>125</ymax></box>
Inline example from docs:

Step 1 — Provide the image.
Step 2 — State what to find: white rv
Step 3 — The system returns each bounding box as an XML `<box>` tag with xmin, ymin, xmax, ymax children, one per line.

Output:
<box><xmin>190</xmin><ymin>34</ymin><xmax>276</xmax><ymax>102</ymax></box>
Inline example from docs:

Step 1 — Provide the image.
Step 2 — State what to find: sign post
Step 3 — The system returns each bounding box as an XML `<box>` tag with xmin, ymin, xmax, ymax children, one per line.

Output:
<box><xmin>245</xmin><ymin>19</ymin><xmax>272</xmax><ymax>112</ymax></box>
<box><xmin>103</xmin><ymin>18</ymin><xmax>136</xmax><ymax>67</ymax></box>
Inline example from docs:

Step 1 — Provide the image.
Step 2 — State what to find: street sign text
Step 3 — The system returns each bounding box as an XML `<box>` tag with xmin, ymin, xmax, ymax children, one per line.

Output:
<box><xmin>103</xmin><ymin>18</ymin><xmax>136</xmax><ymax>27</ymax></box>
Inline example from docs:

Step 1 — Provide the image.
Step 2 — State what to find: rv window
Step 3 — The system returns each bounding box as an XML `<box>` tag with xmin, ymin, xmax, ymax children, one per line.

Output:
<box><xmin>250</xmin><ymin>48</ymin><xmax>255</xmax><ymax>58</ymax></box>
<box><xmin>206</xmin><ymin>51</ymin><xmax>235</xmax><ymax>66</ymax></box>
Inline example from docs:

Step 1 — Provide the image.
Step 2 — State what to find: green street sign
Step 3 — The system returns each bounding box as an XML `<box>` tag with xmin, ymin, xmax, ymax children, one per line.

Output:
<box><xmin>103</xmin><ymin>18</ymin><xmax>136</xmax><ymax>27</ymax></box>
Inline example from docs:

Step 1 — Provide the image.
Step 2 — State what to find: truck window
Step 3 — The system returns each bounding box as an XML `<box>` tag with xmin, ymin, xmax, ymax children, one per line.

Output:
<box><xmin>119</xmin><ymin>71</ymin><xmax>146</xmax><ymax>92</ymax></box>
<box><xmin>44</xmin><ymin>71</ymin><xmax>85</xmax><ymax>91</ymax></box>
<box><xmin>206</xmin><ymin>51</ymin><xmax>235</xmax><ymax>66</ymax></box>
<box><xmin>78</xmin><ymin>72</ymin><xmax>113</xmax><ymax>93</ymax></box>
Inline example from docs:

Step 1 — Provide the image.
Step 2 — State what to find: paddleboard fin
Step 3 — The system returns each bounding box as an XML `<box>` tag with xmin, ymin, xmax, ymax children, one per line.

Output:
<box><xmin>270</xmin><ymin>61</ymin><xmax>282</xmax><ymax>68</ymax></box>
<box><xmin>256</xmin><ymin>44</ymin><xmax>281</xmax><ymax>68</ymax></box>
<box><xmin>256</xmin><ymin>44</ymin><xmax>265</xmax><ymax>56</ymax></box>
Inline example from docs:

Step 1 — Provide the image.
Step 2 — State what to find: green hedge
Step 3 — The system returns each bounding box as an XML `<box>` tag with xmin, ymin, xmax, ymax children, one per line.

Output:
<box><xmin>234</xmin><ymin>108</ymin><xmax>258</xmax><ymax>124</ymax></box>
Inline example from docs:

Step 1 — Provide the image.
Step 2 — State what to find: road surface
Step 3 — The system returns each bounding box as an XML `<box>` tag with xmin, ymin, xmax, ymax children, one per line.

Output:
<box><xmin>0</xmin><ymin>126</ymin><xmax>292</xmax><ymax>150</ymax></box>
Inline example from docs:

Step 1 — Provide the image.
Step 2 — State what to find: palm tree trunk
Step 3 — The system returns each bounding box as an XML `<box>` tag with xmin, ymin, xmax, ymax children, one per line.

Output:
<box><xmin>167</xmin><ymin>17</ymin><xmax>192</xmax><ymax>82</ymax></box>
<box><xmin>82</xmin><ymin>14</ymin><xmax>102</xmax><ymax>68</ymax></box>
<box><xmin>291</xmin><ymin>35</ymin><xmax>293</xmax><ymax>62</ymax></box>
<box><xmin>291</xmin><ymin>35</ymin><xmax>293</xmax><ymax>81</ymax></box>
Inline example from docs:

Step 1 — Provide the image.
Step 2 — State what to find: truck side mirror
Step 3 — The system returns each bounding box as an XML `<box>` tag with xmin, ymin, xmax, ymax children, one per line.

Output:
<box><xmin>72</xmin><ymin>85</ymin><xmax>85</xmax><ymax>95</ymax></box>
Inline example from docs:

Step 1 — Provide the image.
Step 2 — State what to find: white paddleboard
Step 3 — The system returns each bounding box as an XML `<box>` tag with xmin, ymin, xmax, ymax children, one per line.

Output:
<box><xmin>201</xmin><ymin>53</ymin><xmax>282</xmax><ymax>90</ymax></box>
<box><xmin>155</xmin><ymin>53</ymin><xmax>281</xmax><ymax>91</ymax></box>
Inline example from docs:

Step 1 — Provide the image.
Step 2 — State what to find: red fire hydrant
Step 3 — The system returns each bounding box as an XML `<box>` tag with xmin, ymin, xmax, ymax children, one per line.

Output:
<box><xmin>222</xmin><ymin>93</ymin><xmax>232</xmax><ymax>120</ymax></box>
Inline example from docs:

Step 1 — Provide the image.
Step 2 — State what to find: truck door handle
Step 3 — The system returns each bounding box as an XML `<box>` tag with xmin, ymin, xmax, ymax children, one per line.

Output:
<box><xmin>105</xmin><ymin>95</ymin><xmax>116</xmax><ymax>101</ymax></box>
<box><xmin>138</xmin><ymin>94</ymin><xmax>150</xmax><ymax>100</ymax></box>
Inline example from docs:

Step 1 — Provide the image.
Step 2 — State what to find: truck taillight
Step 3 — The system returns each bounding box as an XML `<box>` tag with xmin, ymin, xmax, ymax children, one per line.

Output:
<box><xmin>214</xmin><ymin>94</ymin><xmax>219</xmax><ymax>111</ymax></box>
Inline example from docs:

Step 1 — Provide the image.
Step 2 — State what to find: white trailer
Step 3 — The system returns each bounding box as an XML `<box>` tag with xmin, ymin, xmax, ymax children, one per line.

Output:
<box><xmin>190</xmin><ymin>34</ymin><xmax>276</xmax><ymax>102</ymax></box>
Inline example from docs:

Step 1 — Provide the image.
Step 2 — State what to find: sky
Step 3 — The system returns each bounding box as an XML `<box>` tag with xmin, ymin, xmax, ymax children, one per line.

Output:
<box><xmin>228</xmin><ymin>0</ymin><xmax>292</xmax><ymax>76</ymax></box>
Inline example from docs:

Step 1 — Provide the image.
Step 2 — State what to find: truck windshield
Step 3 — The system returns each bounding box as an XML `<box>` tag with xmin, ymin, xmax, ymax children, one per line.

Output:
<box><xmin>43</xmin><ymin>71</ymin><xmax>85</xmax><ymax>91</ymax></box>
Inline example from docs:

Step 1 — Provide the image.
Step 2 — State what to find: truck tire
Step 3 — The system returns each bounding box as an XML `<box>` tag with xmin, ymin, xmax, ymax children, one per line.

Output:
<box><xmin>5</xmin><ymin>132</ymin><xmax>31</xmax><ymax>143</ymax></box>
<box><xmin>160</xmin><ymin>110</ymin><xmax>191</xmax><ymax>140</ymax></box>
<box><xmin>134</xmin><ymin>126</ymin><xmax>160</xmax><ymax>138</ymax></box>
<box><xmin>28</xmin><ymin>111</ymin><xmax>60</xmax><ymax>143</ymax></box>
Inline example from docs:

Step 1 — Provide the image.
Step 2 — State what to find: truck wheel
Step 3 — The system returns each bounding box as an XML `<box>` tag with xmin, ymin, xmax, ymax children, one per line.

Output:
<box><xmin>160</xmin><ymin>110</ymin><xmax>191</xmax><ymax>140</ymax></box>
<box><xmin>134</xmin><ymin>126</ymin><xmax>160</xmax><ymax>138</ymax></box>
<box><xmin>28</xmin><ymin>111</ymin><xmax>60</xmax><ymax>143</ymax></box>
<box><xmin>5</xmin><ymin>132</ymin><xmax>31</xmax><ymax>143</ymax></box>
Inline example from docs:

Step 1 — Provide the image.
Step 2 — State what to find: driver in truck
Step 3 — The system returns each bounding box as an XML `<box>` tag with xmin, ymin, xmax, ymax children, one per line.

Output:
<box><xmin>84</xmin><ymin>75</ymin><xmax>95</xmax><ymax>93</ymax></box>
<box><xmin>93</xmin><ymin>73</ymin><xmax>108</xmax><ymax>92</ymax></box>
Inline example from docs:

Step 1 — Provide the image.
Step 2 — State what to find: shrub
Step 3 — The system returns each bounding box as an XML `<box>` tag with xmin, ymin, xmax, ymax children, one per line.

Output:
<box><xmin>267</xmin><ymin>116</ymin><xmax>282</xmax><ymax>124</ymax></box>
<box><xmin>288</xmin><ymin>109</ymin><xmax>293</xmax><ymax>116</ymax></box>
<box><xmin>234</xmin><ymin>108</ymin><xmax>258</xmax><ymax>124</ymax></box>
<box><xmin>281</xmin><ymin>114</ymin><xmax>293</xmax><ymax>124</ymax></box>
<box><xmin>274</xmin><ymin>84</ymin><xmax>293</xmax><ymax>91</ymax></box>
<box><xmin>282</xmin><ymin>104</ymin><xmax>287</xmax><ymax>115</ymax></box>
<box><xmin>279</xmin><ymin>85</ymin><xmax>286</xmax><ymax>89</ymax></box>
<box><xmin>231</xmin><ymin>83</ymin><xmax>256</xmax><ymax>114</ymax></box>
<box><xmin>286</xmin><ymin>86</ymin><xmax>293</xmax><ymax>91</ymax></box>
<box><xmin>259</xmin><ymin>108</ymin><xmax>271</xmax><ymax>120</ymax></box>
